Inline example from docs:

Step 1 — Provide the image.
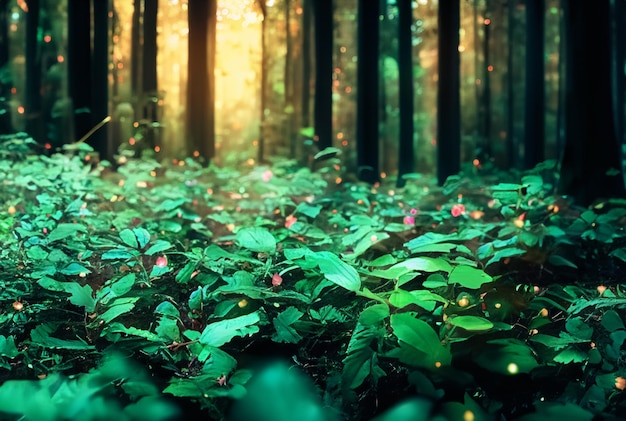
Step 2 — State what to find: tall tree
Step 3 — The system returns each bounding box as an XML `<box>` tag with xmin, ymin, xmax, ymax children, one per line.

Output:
<box><xmin>523</xmin><ymin>0</ymin><xmax>545</xmax><ymax>169</ymax></box>
<box><xmin>506</xmin><ymin>0</ymin><xmax>517</xmax><ymax>168</ymax></box>
<box><xmin>437</xmin><ymin>0</ymin><xmax>461</xmax><ymax>185</ymax></box>
<box><xmin>559</xmin><ymin>0</ymin><xmax>626</xmax><ymax>205</ymax></box>
<box><xmin>25</xmin><ymin>0</ymin><xmax>42</xmax><ymax>142</ymax></box>
<box><xmin>186</xmin><ymin>0</ymin><xmax>217</xmax><ymax>161</ymax></box>
<box><xmin>0</xmin><ymin>0</ymin><xmax>12</xmax><ymax>134</ymax></box>
<box><xmin>67</xmin><ymin>0</ymin><xmax>92</xmax><ymax>143</ymax></box>
<box><xmin>92</xmin><ymin>0</ymin><xmax>110</xmax><ymax>159</ymax></box>
<box><xmin>356</xmin><ymin>0</ymin><xmax>380</xmax><ymax>183</ymax></box>
<box><xmin>396</xmin><ymin>0</ymin><xmax>414</xmax><ymax>187</ymax></box>
<box><xmin>257</xmin><ymin>0</ymin><xmax>267</xmax><ymax>163</ymax></box>
<box><xmin>142</xmin><ymin>0</ymin><xmax>158</xmax><ymax>149</ymax></box>
<box><xmin>131</xmin><ymin>1</ymin><xmax>141</xmax><ymax>98</ymax></box>
<box><xmin>301</xmin><ymin>0</ymin><xmax>313</xmax><ymax>130</ymax></box>
<box><xmin>313</xmin><ymin>0</ymin><xmax>333</xmax><ymax>151</ymax></box>
<box><xmin>610</xmin><ymin>0</ymin><xmax>625</xmax><ymax>158</ymax></box>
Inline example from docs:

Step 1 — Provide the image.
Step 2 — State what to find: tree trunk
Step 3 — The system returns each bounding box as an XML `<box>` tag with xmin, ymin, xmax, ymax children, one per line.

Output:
<box><xmin>92</xmin><ymin>0</ymin><xmax>110</xmax><ymax>159</ymax></box>
<box><xmin>301</xmin><ymin>0</ymin><xmax>313</xmax><ymax>129</ymax></box>
<box><xmin>506</xmin><ymin>0</ymin><xmax>517</xmax><ymax>168</ymax></box>
<box><xmin>396</xmin><ymin>0</ymin><xmax>414</xmax><ymax>187</ymax></box>
<box><xmin>67</xmin><ymin>0</ymin><xmax>92</xmax><ymax>143</ymax></box>
<box><xmin>131</xmin><ymin>0</ymin><xmax>141</xmax><ymax>102</ymax></box>
<box><xmin>559</xmin><ymin>0</ymin><xmax>626</xmax><ymax>205</ymax></box>
<box><xmin>0</xmin><ymin>0</ymin><xmax>13</xmax><ymax>134</ymax></box>
<box><xmin>313</xmin><ymin>0</ymin><xmax>333</xmax><ymax>151</ymax></box>
<box><xmin>142</xmin><ymin>0</ymin><xmax>158</xmax><ymax>150</ymax></box>
<box><xmin>25</xmin><ymin>0</ymin><xmax>42</xmax><ymax>142</ymax></box>
<box><xmin>523</xmin><ymin>0</ymin><xmax>545</xmax><ymax>169</ymax></box>
<box><xmin>257</xmin><ymin>0</ymin><xmax>267</xmax><ymax>163</ymax></box>
<box><xmin>437</xmin><ymin>0</ymin><xmax>461</xmax><ymax>185</ymax></box>
<box><xmin>356</xmin><ymin>0</ymin><xmax>380</xmax><ymax>183</ymax></box>
<box><xmin>187</xmin><ymin>0</ymin><xmax>216</xmax><ymax>161</ymax></box>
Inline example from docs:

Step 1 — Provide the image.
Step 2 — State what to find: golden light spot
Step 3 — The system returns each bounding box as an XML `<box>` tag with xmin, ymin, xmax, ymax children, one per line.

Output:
<box><xmin>615</xmin><ymin>376</ymin><xmax>626</xmax><ymax>390</ymax></box>
<box><xmin>458</xmin><ymin>297</ymin><xmax>470</xmax><ymax>307</ymax></box>
<box><xmin>435</xmin><ymin>361</ymin><xmax>442</xmax><ymax>368</ymax></box>
<box><xmin>206</xmin><ymin>188</ymin><xmax>213</xmax><ymax>195</ymax></box>
<box><xmin>487</xmin><ymin>65</ymin><xmax>494</xmax><ymax>72</ymax></box>
<box><xmin>514</xmin><ymin>219</ymin><xmax>524</xmax><ymax>228</ymax></box>
<box><xmin>472</xmin><ymin>158</ymin><xmax>480</xmax><ymax>167</ymax></box>
<box><xmin>337</xmin><ymin>132</ymin><xmax>344</xmax><ymax>140</ymax></box>
<box><xmin>193</xmin><ymin>150</ymin><xmax>200</xmax><ymax>157</ymax></box>
<box><xmin>17</xmin><ymin>106</ymin><xmax>24</xmax><ymax>114</ymax></box>
<box><xmin>484</xmin><ymin>18</ymin><xmax>491</xmax><ymax>25</ymax></box>
<box><xmin>136</xmin><ymin>181</ymin><xmax>148</xmax><ymax>188</ymax></box>
<box><xmin>529</xmin><ymin>329</ymin><xmax>539</xmax><ymax>336</ymax></box>
<box><xmin>507</xmin><ymin>362</ymin><xmax>519</xmax><ymax>374</ymax></box>
<box><xmin>463</xmin><ymin>410</ymin><xmax>475</xmax><ymax>421</ymax></box>
<box><xmin>7</xmin><ymin>205</ymin><xmax>16</xmax><ymax>215</ymax></box>
<box><xmin>12</xmin><ymin>301</ymin><xmax>23</xmax><ymax>311</ymax></box>
<box><xmin>597</xmin><ymin>285</ymin><xmax>607</xmax><ymax>295</ymax></box>
<box><xmin>154</xmin><ymin>146</ymin><xmax>161</xmax><ymax>153</ymax></box>
<box><xmin>494</xmin><ymin>303</ymin><xmax>502</xmax><ymax>309</ymax></box>
<box><xmin>150</xmin><ymin>170</ymin><xmax>156</xmax><ymax>177</ymax></box>
<box><xmin>335</xmin><ymin>177</ymin><xmax>342</xmax><ymax>184</ymax></box>
<box><xmin>540</xmin><ymin>308</ymin><xmax>549</xmax><ymax>317</ymax></box>
<box><xmin>110</xmin><ymin>195</ymin><xmax>119</xmax><ymax>202</ymax></box>
<box><xmin>118</xmin><ymin>179</ymin><xmax>125</xmax><ymax>187</ymax></box>
<box><xmin>78</xmin><ymin>272</ymin><xmax>87</xmax><ymax>278</ymax></box>
<box><xmin>238</xmin><ymin>299</ymin><xmax>248</xmax><ymax>308</ymax></box>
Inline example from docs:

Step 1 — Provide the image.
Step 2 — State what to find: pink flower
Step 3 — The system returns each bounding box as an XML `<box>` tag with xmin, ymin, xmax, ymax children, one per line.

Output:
<box><xmin>403</xmin><ymin>215</ymin><xmax>415</xmax><ymax>225</ymax></box>
<box><xmin>285</xmin><ymin>214</ymin><xmax>297</xmax><ymax>229</ymax></box>
<box><xmin>451</xmin><ymin>204</ymin><xmax>466</xmax><ymax>217</ymax></box>
<box><xmin>272</xmin><ymin>273</ymin><xmax>283</xmax><ymax>286</ymax></box>
<box><xmin>262</xmin><ymin>170</ymin><xmax>273</xmax><ymax>182</ymax></box>
<box><xmin>409</xmin><ymin>208</ymin><xmax>418</xmax><ymax>215</ymax></box>
<box><xmin>155</xmin><ymin>256</ymin><xmax>168</xmax><ymax>267</ymax></box>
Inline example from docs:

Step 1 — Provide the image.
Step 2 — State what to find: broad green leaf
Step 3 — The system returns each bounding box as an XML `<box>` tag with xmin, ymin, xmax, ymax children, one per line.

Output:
<box><xmin>37</xmin><ymin>277</ymin><xmax>96</xmax><ymax>312</ymax></box>
<box><xmin>485</xmin><ymin>247</ymin><xmax>526</xmax><ymax>267</ymax></box>
<box><xmin>601</xmin><ymin>309</ymin><xmax>625</xmax><ymax>332</ymax></box>
<box><xmin>389</xmin><ymin>289</ymin><xmax>446</xmax><ymax>312</ymax></box>
<box><xmin>30</xmin><ymin>323</ymin><xmax>94</xmax><ymax>350</ymax></box>
<box><xmin>448</xmin><ymin>265</ymin><xmax>493</xmax><ymax>289</ymax></box>
<box><xmin>449</xmin><ymin>315</ymin><xmax>494</xmax><ymax>331</ymax></box>
<box><xmin>199</xmin><ymin>312</ymin><xmax>261</xmax><ymax>347</ymax></box>
<box><xmin>101</xmin><ymin>249</ymin><xmax>135</xmax><ymax>260</ymax></box>
<box><xmin>119</xmin><ymin>228</ymin><xmax>138</xmax><ymax>248</ymax></box>
<box><xmin>145</xmin><ymin>240</ymin><xmax>173</xmax><ymax>255</ymax></box>
<box><xmin>390</xmin><ymin>313</ymin><xmax>451</xmax><ymax>368</ymax></box>
<box><xmin>474</xmin><ymin>338</ymin><xmax>538</xmax><ymax>374</ymax></box>
<box><xmin>350</xmin><ymin>231</ymin><xmax>390</xmax><ymax>259</ymax></box>
<box><xmin>554</xmin><ymin>348</ymin><xmax>587</xmax><ymax>364</ymax></box>
<box><xmin>60</xmin><ymin>262</ymin><xmax>91</xmax><ymax>276</ymax></box>
<box><xmin>315</xmin><ymin>251</ymin><xmax>361</xmax><ymax>292</ymax></box>
<box><xmin>236</xmin><ymin>227</ymin><xmax>277</xmax><ymax>254</ymax></box>
<box><xmin>366</xmin><ymin>254</ymin><xmax>397</xmax><ymax>267</ymax></box>
<box><xmin>110</xmin><ymin>273</ymin><xmax>136</xmax><ymax>296</ymax></box>
<box><xmin>46</xmin><ymin>223</ymin><xmax>87</xmax><ymax>243</ymax></box>
<box><xmin>272</xmin><ymin>307</ymin><xmax>304</xmax><ymax>343</ymax></box>
<box><xmin>342</xmin><ymin>323</ymin><xmax>386</xmax><ymax>390</ymax></box>
<box><xmin>0</xmin><ymin>335</ymin><xmax>18</xmax><ymax>358</ymax></box>
<box><xmin>295</xmin><ymin>202</ymin><xmax>322</xmax><ymax>219</ymax></box>
<box><xmin>156</xmin><ymin>316</ymin><xmax>180</xmax><ymax>342</ymax></box>
<box><xmin>133</xmin><ymin>228</ymin><xmax>151</xmax><ymax>248</ymax></box>
<box><xmin>548</xmin><ymin>254</ymin><xmax>578</xmax><ymax>269</ymax></box>
<box><xmin>155</xmin><ymin>301</ymin><xmax>180</xmax><ymax>317</ymax></box>
<box><xmin>97</xmin><ymin>298</ymin><xmax>140</xmax><ymax>324</ymax></box>
<box><xmin>391</xmin><ymin>257</ymin><xmax>452</xmax><ymax>274</ymax></box>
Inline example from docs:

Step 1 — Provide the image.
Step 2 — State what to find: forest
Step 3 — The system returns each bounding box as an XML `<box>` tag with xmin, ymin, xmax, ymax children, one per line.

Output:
<box><xmin>0</xmin><ymin>0</ymin><xmax>625</xmax><ymax>420</ymax></box>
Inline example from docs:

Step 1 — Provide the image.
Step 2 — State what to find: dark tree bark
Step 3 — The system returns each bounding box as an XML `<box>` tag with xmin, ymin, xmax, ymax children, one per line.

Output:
<box><xmin>142</xmin><ymin>0</ymin><xmax>158</xmax><ymax>149</ymax></box>
<box><xmin>523</xmin><ymin>0</ymin><xmax>545</xmax><ymax>169</ymax></box>
<box><xmin>68</xmin><ymin>0</ymin><xmax>92</xmax><ymax>143</ymax></box>
<box><xmin>0</xmin><ymin>0</ymin><xmax>13</xmax><ymax>134</ymax></box>
<box><xmin>611</xmin><ymin>0</ymin><xmax>625</xmax><ymax>155</ymax></box>
<box><xmin>131</xmin><ymin>1</ymin><xmax>141</xmax><ymax>99</ymax></box>
<box><xmin>506</xmin><ymin>0</ymin><xmax>517</xmax><ymax>168</ymax></box>
<box><xmin>187</xmin><ymin>0</ymin><xmax>216</xmax><ymax>161</ymax></box>
<box><xmin>396</xmin><ymin>0</ymin><xmax>414</xmax><ymax>187</ymax></box>
<box><xmin>356</xmin><ymin>0</ymin><xmax>380</xmax><ymax>183</ymax></box>
<box><xmin>481</xmin><ymin>5</ymin><xmax>492</xmax><ymax>159</ymax></box>
<box><xmin>25</xmin><ymin>0</ymin><xmax>42</xmax><ymax>142</ymax></box>
<box><xmin>559</xmin><ymin>0</ymin><xmax>626</xmax><ymax>205</ymax></box>
<box><xmin>285</xmin><ymin>0</ymin><xmax>295</xmax><ymax>157</ymax></box>
<box><xmin>437</xmin><ymin>0</ymin><xmax>461</xmax><ymax>185</ymax></box>
<box><xmin>313</xmin><ymin>0</ymin><xmax>333</xmax><ymax>151</ymax></box>
<box><xmin>92</xmin><ymin>0</ymin><xmax>110</xmax><ymax>159</ymax></box>
<box><xmin>301</xmin><ymin>0</ymin><xmax>313</xmax><ymax>129</ymax></box>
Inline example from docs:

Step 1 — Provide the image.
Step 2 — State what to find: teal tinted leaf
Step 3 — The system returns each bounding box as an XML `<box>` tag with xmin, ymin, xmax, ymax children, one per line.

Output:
<box><xmin>60</xmin><ymin>262</ymin><xmax>91</xmax><ymax>276</ymax></box>
<box><xmin>200</xmin><ymin>312</ymin><xmax>261</xmax><ymax>347</ymax></box>
<box><xmin>236</xmin><ymin>227</ymin><xmax>277</xmax><ymax>254</ymax></box>
<box><xmin>110</xmin><ymin>273</ymin><xmax>135</xmax><ymax>296</ymax></box>
<box><xmin>314</xmin><ymin>146</ymin><xmax>341</xmax><ymax>161</ymax></box>
<box><xmin>145</xmin><ymin>240</ymin><xmax>173</xmax><ymax>255</ymax></box>
<box><xmin>448</xmin><ymin>265</ymin><xmax>493</xmax><ymax>289</ymax></box>
<box><xmin>156</xmin><ymin>316</ymin><xmax>180</xmax><ymax>342</ymax></box>
<box><xmin>0</xmin><ymin>335</ymin><xmax>18</xmax><ymax>358</ymax></box>
<box><xmin>155</xmin><ymin>301</ymin><xmax>180</xmax><ymax>317</ymax></box>
<box><xmin>101</xmin><ymin>249</ymin><xmax>135</xmax><ymax>260</ymax></box>
<box><xmin>188</xmin><ymin>287</ymin><xmax>203</xmax><ymax>311</ymax></box>
<box><xmin>601</xmin><ymin>310</ymin><xmax>625</xmax><ymax>332</ymax></box>
<box><xmin>119</xmin><ymin>228</ymin><xmax>138</xmax><ymax>248</ymax></box>
<box><xmin>366</xmin><ymin>254</ymin><xmax>397</xmax><ymax>267</ymax></box>
<box><xmin>133</xmin><ymin>228</ymin><xmax>151</xmax><ymax>248</ymax></box>
<box><xmin>30</xmin><ymin>323</ymin><xmax>94</xmax><ymax>350</ymax></box>
<box><xmin>46</xmin><ymin>223</ymin><xmax>87</xmax><ymax>243</ymax></box>
<box><xmin>37</xmin><ymin>277</ymin><xmax>96</xmax><ymax>312</ymax></box>
<box><xmin>390</xmin><ymin>313</ymin><xmax>451</xmax><ymax>368</ymax></box>
<box><xmin>422</xmin><ymin>273</ymin><xmax>448</xmax><ymax>288</ymax></box>
<box><xmin>295</xmin><ymin>202</ymin><xmax>322</xmax><ymax>219</ymax></box>
<box><xmin>548</xmin><ymin>254</ymin><xmax>578</xmax><ymax>268</ymax></box>
<box><xmin>554</xmin><ymin>348</ymin><xmax>587</xmax><ymax>364</ymax></box>
<box><xmin>105</xmin><ymin>323</ymin><xmax>160</xmax><ymax>341</ymax></box>
<box><xmin>530</xmin><ymin>333</ymin><xmax>589</xmax><ymax>349</ymax></box>
<box><xmin>97</xmin><ymin>298</ymin><xmax>139</xmax><ymax>323</ymax></box>
<box><xmin>485</xmin><ymin>247</ymin><xmax>526</xmax><ymax>267</ymax></box>
<box><xmin>315</xmin><ymin>251</ymin><xmax>361</xmax><ymax>292</ymax></box>
<box><xmin>342</xmin><ymin>323</ymin><xmax>386</xmax><ymax>389</ymax></box>
<box><xmin>149</xmin><ymin>264</ymin><xmax>171</xmax><ymax>278</ymax></box>
<box><xmin>391</xmin><ymin>257</ymin><xmax>451</xmax><ymax>274</ymax></box>
<box><xmin>272</xmin><ymin>307</ymin><xmax>304</xmax><ymax>343</ymax></box>
<box><xmin>351</xmin><ymin>232</ymin><xmax>389</xmax><ymax>258</ymax></box>
<box><xmin>566</xmin><ymin>317</ymin><xmax>593</xmax><ymax>340</ymax></box>
<box><xmin>449</xmin><ymin>315</ymin><xmax>494</xmax><ymax>331</ymax></box>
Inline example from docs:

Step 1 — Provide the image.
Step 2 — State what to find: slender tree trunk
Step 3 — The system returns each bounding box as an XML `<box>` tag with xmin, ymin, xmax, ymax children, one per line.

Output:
<box><xmin>92</xmin><ymin>0</ymin><xmax>110</xmax><ymax>159</ymax></box>
<box><xmin>67</xmin><ymin>0</ymin><xmax>92</xmax><ymax>143</ymax></box>
<box><xmin>556</xmin><ymin>0</ymin><xmax>566</xmax><ymax>158</ymax></box>
<box><xmin>313</xmin><ymin>0</ymin><xmax>333</xmax><ymax>150</ymax></box>
<box><xmin>285</xmin><ymin>0</ymin><xmax>295</xmax><ymax>157</ymax></box>
<box><xmin>396</xmin><ymin>0</ymin><xmax>414</xmax><ymax>187</ymax></box>
<box><xmin>437</xmin><ymin>0</ymin><xmax>461</xmax><ymax>185</ymax></box>
<box><xmin>257</xmin><ymin>0</ymin><xmax>267</xmax><ymax>163</ymax></box>
<box><xmin>301</xmin><ymin>0</ymin><xmax>312</xmax><ymax>129</ymax></box>
<box><xmin>356</xmin><ymin>0</ymin><xmax>380</xmax><ymax>183</ymax></box>
<box><xmin>142</xmin><ymin>0</ymin><xmax>158</xmax><ymax>149</ymax></box>
<box><xmin>559</xmin><ymin>0</ymin><xmax>626</xmax><ymax>205</ymax></box>
<box><xmin>0</xmin><ymin>0</ymin><xmax>12</xmax><ymax>133</ymax></box>
<box><xmin>610</xmin><ymin>0</ymin><xmax>625</xmax><ymax>158</ymax></box>
<box><xmin>482</xmin><ymin>3</ymin><xmax>492</xmax><ymax>159</ymax></box>
<box><xmin>523</xmin><ymin>0</ymin><xmax>545</xmax><ymax>169</ymax></box>
<box><xmin>25</xmin><ymin>0</ymin><xmax>42</xmax><ymax>142</ymax></box>
<box><xmin>187</xmin><ymin>0</ymin><xmax>216</xmax><ymax>161</ymax></box>
<box><xmin>506</xmin><ymin>0</ymin><xmax>516</xmax><ymax>168</ymax></box>
<box><xmin>131</xmin><ymin>1</ymin><xmax>141</xmax><ymax>103</ymax></box>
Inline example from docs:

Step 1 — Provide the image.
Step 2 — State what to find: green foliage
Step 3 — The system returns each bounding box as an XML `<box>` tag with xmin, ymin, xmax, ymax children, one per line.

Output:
<box><xmin>1</xmin><ymin>138</ymin><xmax>625</xmax><ymax>419</ymax></box>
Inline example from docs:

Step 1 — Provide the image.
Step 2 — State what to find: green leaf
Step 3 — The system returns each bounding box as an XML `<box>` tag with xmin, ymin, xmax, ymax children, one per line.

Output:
<box><xmin>37</xmin><ymin>277</ymin><xmax>96</xmax><ymax>312</ymax></box>
<box><xmin>359</xmin><ymin>303</ymin><xmax>390</xmax><ymax>326</ymax></box>
<box><xmin>0</xmin><ymin>335</ymin><xmax>19</xmax><ymax>358</ymax></box>
<box><xmin>236</xmin><ymin>227</ymin><xmax>277</xmax><ymax>254</ymax></box>
<box><xmin>97</xmin><ymin>298</ymin><xmax>140</xmax><ymax>324</ymax></box>
<box><xmin>390</xmin><ymin>313</ymin><xmax>451</xmax><ymax>368</ymax></box>
<box><xmin>155</xmin><ymin>301</ymin><xmax>180</xmax><ymax>317</ymax></box>
<box><xmin>554</xmin><ymin>348</ymin><xmax>587</xmax><ymax>364</ymax></box>
<box><xmin>601</xmin><ymin>309</ymin><xmax>625</xmax><ymax>332</ymax></box>
<box><xmin>101</xmin><ymin>249</ymin><xmax>135</xmax><ymax>260</ymax></box>
<box><xmin>485</xmin><ymin>247</ymin><xmax>526</xmax><ymax>267</ymax></box>
<box><xmin>314</xmin><ymin>251</ymin><xmax>361</xmax><ymax>292</ymax></box>
<box><xmin>272</xmin><ymin>307</ymin><xmax>304</xmax><ymax>343</ymax></box>
<box><xmin>46</xmin><ymin>223</ymin><xmax>87</xmax><ymax>243</ymax></box>
<box><xmin>119</xmin><ymin>228</ymin><xmax>139</xmax><ymax>248</ymax></box>
<box><xmin>200</xmin><ymin>312</ymin><xmax>261</xmax><ymax>347</ymax></box>
<box><xmin>133</xmin><ymin>228</ymin><xmax>151</xmax><ymax>248</ymax></box>
<box><xmin>60</xmin><ymin>262</ymin><xmax>91</xmax><ymax>276</ymax></box>
<box><xmin>295</xmin><ymin>202</ymin><xmax>322</xmax><ymax>219</ymax></box>
<box><xmin>145</xmin><ymin>240</ymin><xmax>173</xmax><ymax>255</ymax></box>
<box><xmin>449</xmin><ymin>315</ymin><xmax>494</xmax><ymax>331</ymax></box>
<box><xmin>110</xmin><ymin>273</ymin><xmax>136</xmax><ymax>296</ymax></box>
<box><xmin>473</xmin><ymin>338</ymin><xmax>538</xmax><ymax>375</ymax></box>
<box><xmin>30</xmin><ymin>323</ymin><xmax>94</xmax><ymax>350</ymax></box>
<box><xmin>342</xmin><ymin>322</ymin><xmax>386</xmax><ymax>390</ymax></box>
<box><xmin>448</xmin><ymin>265</ymin><xmax>493</xmax><ymax>289</ymax></box>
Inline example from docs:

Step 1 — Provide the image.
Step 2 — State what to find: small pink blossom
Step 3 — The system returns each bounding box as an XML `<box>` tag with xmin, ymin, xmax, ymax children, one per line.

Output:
<box><xmin>409</xmin><ymin>208</ymin><xmax>418</xmax><ymax>215</ymax></box>
<box><xmin>272</xmin><ymin>273</ymin><xmax>283</xmax><ymax>286</ymax></box>
<box><xmin>216</xmin><ymin>375</ymin><xmax>227</xmax><ymax>386</ymax></box>
<box><xmin>285</xmin><ymin>214</ymin><xmax>297</xmax><ymax>229</ymax></box>
<box><xmin>403</xmin><ymin>215</ymin><xmax>415</xmax><ymax>225</ymax></box>
<box><xmin>155</xmin><ymin>256</ymin><xmax>168</xmax><ymax>267</ymax></box>
<box><xmin>451</xmin><ymin>204</ymin><xmax>466</xmax><ymax>217</ymax></box>
<box><xmin>42</xmin><ymin>227</ymin><xmax>48</xmax><ymax>234</ymax></box>
<box><xmin>262</xmin><ymin>170</ymin><xmax>273</xmax><ymax>182</ymax></box>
